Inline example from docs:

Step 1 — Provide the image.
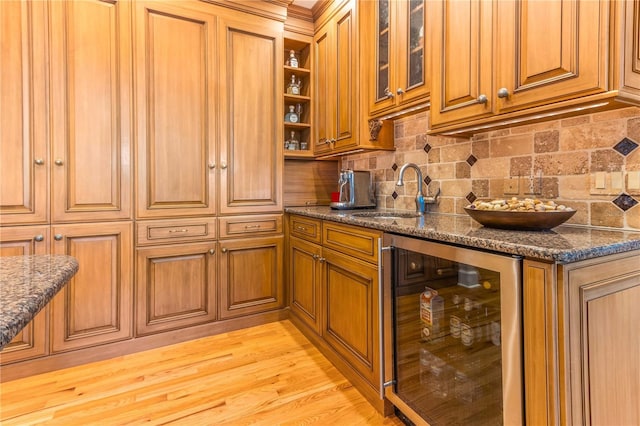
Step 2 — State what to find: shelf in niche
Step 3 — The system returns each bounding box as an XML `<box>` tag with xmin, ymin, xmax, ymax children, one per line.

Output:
<box><xmin>284</xmin><ymin>122</ymin><xmax>310</xmax><ymax>129</ymax></box>
<box><xmin>284</xmin><ymin>94</ymin><xmax>311</xmax><ymax>102</ymax></box>
<box><xmin>284</xmin><ymin>65</ymin><xmax>310</xmax><ymax>75</ymax></box>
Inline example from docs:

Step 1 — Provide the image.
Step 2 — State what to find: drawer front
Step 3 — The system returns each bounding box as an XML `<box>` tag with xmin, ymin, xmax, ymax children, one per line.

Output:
<box><xmin>136</xmin><ymin>218</ymin><xmax>217</xmax><ymax>246</ymax></box>
<box><xmin>289</xmin><ymin>215</ymin><xmax>322</xmax><ymax>244</ymax></box>
<box><xmin>322</xmin><ymin>222</ymin><xmax>381</xmax><ymax>264</ymax></box>
<box><xmin>219</xmin><ymin>214</ymin><xmax>282</xmax><ymax>239</ymax></box>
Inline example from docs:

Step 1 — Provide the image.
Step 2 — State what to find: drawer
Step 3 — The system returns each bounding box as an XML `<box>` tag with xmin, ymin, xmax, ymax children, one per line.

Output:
<box><xmin>136</xmin><ymin>218</ymin><xmax>217</xmax><ymax>246</ymax></box>
<box><xmin>322</xmin><ymin>221</ymin><xmax>381</xmax><ymax>264</ymax></box>
<box><xmin>219</xmin><ymin>214</ymin><xmax>282</xmax><ymax>239</ymax></box>
<box><xmin>289</xmin><ymin>215</ymin><xmax>322</xmax><ymax>244</ymax></box>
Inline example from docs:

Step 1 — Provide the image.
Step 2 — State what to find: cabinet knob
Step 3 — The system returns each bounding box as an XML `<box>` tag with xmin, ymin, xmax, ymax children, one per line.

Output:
<box><xmin>54</xmin><ymin>234</ymin><xmax>63</xmax><ymax>241</ymax></box>
<box><xmin>396</xmin><ymin>88</ymin><xmax>405</xmax><ymax>95</ymax></box>
<box><xmin>34</xmin><ymin>234</ymin><xmax>44</xmax><ymax>242</ymax></box>
<box><xmin>34</xmin><ymin>158</ymin><xmax>44</xmax><ymax>166</ymax></box>
<box><xmin>318</xmin><ymin>257</ymin><xmax>326</xmax><ymax>263</ymax></box>
<box><xmin>209</xmin><ymin>249</ymin><xmax>215</xmax><ymax>255</ymax></box>
<box><xmin>384</xmin><ymin>88</ymin><xmax>394</xmax><ymax>99</ymax></box>
<box><xmin>330</xmin><ymin>138</ymin><xmax>336</xmax><ymax>143</ymax></box>
<box><xmin>54</xmin><ymin>159</ymin><xmax>64</xmax><ymax>166</ymax></box>
<box><xmin>312</xmin><ymin>254</ymin><xmax>320</xmax><ymax>261</ymax></box>
<box><xmin>208</xmin><ymin>162</ymin><xmax>216</xmax><ymax>169</ymax></box>
<box><xmin>221</xmin><ymin>248</ymin><xmax>228</xmax><ymax>253</ymax></box>
<box><xmin>477</xmin><ymin>94</ymin><xmax>488</xmax><ymax>104</ymax></box>
<box><xmin>497</xmin><ymin>88</ymin><xmax>509</xmax><ymax>99</ymax></box>
<box><xmin>220</xmin><ymin>162</ymin><xmax>227</xmax><ymax>169</ymax></box>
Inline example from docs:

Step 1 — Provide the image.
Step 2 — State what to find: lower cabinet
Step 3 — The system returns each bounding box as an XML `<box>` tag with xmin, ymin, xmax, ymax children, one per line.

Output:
<box><xmin>322</xmin><ymin>246</ymin><xmax>379</xmax><ymax>386</ymax></box>
<box><xmin>289</xmin><ymin>236</ymin><xmax>323</xmax><ymax>334</ymax></box>
<box><xmin>50</xmin><ymin>222</ymin><xmax>133</xmax><ymax>352</ymax></box>
<box><xmin>218</xmin><ymin>235</ymin><xmax>284</xmax><ymax>319</ymax></box>
<box><xmin>524</xmin><ymin>251</ymin><xmax>640</xmax><ymax>426</ymax></box>
<box><xmin>0</xmin><ymin>226</ymin><xmax>50</xmax><ymax>364</ymax></box>
<box><xmin>287</xmin><ymin>215</ymin><xmax>385</xmax><ymax>412</ymax></box>
<box><xmin>136</xmin><ymin>242</ymin><xmax>217</xmax><ymax>336</ymax></box>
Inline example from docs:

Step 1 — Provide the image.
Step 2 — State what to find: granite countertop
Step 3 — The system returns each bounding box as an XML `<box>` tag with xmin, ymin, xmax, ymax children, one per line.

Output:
<box><xmin>285</xmin><ymin>206</ymin><xmax>640</xmax><ymax>263</ymax></box>
<box><xmin>0</xmin><ymin>255</ymin><xmax>79</xmax><ymax>349</ymax></box>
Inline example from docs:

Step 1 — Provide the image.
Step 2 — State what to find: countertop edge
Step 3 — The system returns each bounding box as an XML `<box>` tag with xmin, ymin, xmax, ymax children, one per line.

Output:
<box><xmin>0</xmin><ymin>255</ymin><xmax>79</xmax><ymax>350</ymax></box>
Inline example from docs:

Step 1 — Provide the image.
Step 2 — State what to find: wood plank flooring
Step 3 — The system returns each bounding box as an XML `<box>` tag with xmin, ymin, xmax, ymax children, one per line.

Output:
<box><xmin>0</xmin><ymin>320</ymin><xmax>404</xmax><ymax>425</ymax></box>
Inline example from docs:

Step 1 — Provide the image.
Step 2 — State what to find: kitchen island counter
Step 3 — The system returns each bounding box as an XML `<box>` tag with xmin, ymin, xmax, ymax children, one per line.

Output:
<box><xmin>285</xmin><ymin>206</ymin><xmax>640</xmax><ymax>263</ymax></box>
<box><xmin>0</xmin><ymin>255</ymin><xmax>79</xmax><ymax>349</ymax></box>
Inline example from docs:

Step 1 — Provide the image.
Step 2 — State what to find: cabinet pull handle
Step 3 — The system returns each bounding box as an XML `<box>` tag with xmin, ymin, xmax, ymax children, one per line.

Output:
<box><xmin>169</xmin><ymin>229</ymin><xmax>188</xmax><ymax>233</ymax></box>
<box><xmin>208</xmin><ymin>162</ymin><xmax>216</xmax><ymax>169</ymax></box>
<box><xmin>54</xmin><ymin>159</ymin><xmax>64</xmax><ymax>166</ymax></box>
<box><xmin>54</xmin><ymin>234</ymin><xmax>63</xmax><ymax>241</ymax></box>
<box><xmin>383</xmin><ymin>88</ymin><xmax>394</xmax><ymax>99</ymax></box>
<box><xmin>436</xmin><ymin>267</ymin><xmax>455</xmax><ymax>276</ymax></box>
<box><xmin>220</xmin><ymin>162</ymin><xmax>227</xmax><ymax>169</ymax></box>
<box><xmin>209</xmin><ymin>249</ymin><xmax>215</xmax><ymax>255</ymax></box>
<box><xmin>34</xmin><ymin>158</ymin><xmax>44</xmax><ymax>165</ymax></box>
<box><xmin>295</xmin><ymin>226</ymin><xmax>307</xmax><ymax>232</ymax></box>
<box><xmin>34</xmin><ymin>235</ymin><xmax>44</xmax><ymax>242</ymax></box>
<box><xmin>396</xmin><ymin>88</ymin><xmax>404</xmax><ymax>95</ymax></box>
<box><xmin>497</xmin><ymin>88</ymin><xmax>509</xmax><ymax>99</ymax></box>
<box><xmin>477</xmin><ymin>94</ymin><xmax>488</xmax><ymax>104</ymax></box>
<box><xmin>244</xmin><ymin>224</ymin><xmax>261</xmax><ymax>229</ymax></box>
<box><xmin>221</xmin><ymin>248</ymin><xmax>228</xmax><ymax>253</ymax></box>
<box><xmin>318</xmin><ymin>257</ymin><xmax>325</xmax><ymax>263</ymax></box>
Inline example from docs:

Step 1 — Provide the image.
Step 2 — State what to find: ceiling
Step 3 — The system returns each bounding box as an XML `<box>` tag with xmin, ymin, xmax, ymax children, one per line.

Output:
<box><xmin>291</xmin><ymin>0</ymin><xmax>319</xmax><ymax>9</ymax></box>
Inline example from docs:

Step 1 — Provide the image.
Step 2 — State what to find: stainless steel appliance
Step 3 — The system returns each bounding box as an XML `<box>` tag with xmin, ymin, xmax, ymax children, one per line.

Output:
<box><xmin>330</xmin><ymin>169</ymin><xmax>376</xmax><ymax>210</ymax></box>
<box><xmin>382</xmin><ymin>234</ymin><xmax>523</xmax><ymax>425</ymax></box>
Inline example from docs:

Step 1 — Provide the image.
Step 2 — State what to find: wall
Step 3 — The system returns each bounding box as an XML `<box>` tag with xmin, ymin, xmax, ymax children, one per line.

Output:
<box><xmin>343</xmin><ymin>107</ymin><xmax>640</xmax><ymax>230</ymax></box>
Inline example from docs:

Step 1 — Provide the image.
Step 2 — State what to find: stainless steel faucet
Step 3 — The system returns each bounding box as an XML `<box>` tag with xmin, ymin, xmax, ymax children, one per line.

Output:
<box><xmin>396</xmin><ymin>163</ymin><xmax>440</xmax><ymax>213</ymax></box>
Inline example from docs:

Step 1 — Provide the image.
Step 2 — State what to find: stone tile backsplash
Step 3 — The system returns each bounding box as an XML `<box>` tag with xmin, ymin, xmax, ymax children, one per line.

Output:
<box><xmin>343</xmin><ymin>107</ymin><xmax>640</xmax><ymax>230</ymax></box>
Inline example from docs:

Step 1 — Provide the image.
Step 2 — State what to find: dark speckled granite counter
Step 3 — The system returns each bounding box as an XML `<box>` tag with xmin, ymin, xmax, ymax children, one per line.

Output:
<box><xmin>0</xmin><ymin>255</ymin><xmax>79</xmax><ymax>349</ymax></box>
<box><xmin>285</xmin><ymin>206</ymin><xmax>640</xmax><ymax>263</ymax></box>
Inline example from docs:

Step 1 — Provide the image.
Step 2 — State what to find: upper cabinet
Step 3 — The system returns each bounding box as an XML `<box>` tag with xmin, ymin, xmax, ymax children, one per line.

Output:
<box><xmin>429</xmin><ymin>0</ymin><xmax>639</xmax><ymax>136</ymax></box>
<box><xmin>50</xmin><ymin>0</ymin><xmax>133</xmax><ymax>223</ymax></box>
<box><xmin>0</xmin><ymin>1</ymin><xmax>48</xmax><ymax>226</ymax></box>
<box><xmin>618</xmin><ymin>0</ymin><xmax>640</xmax><ymax>103</ymax></box>
<box><xmin>134</xmin><ymin>1</ymin><xmax>218</xmax><ymax>219</ymax></box>
<box><xmin>364</xmin><ymin>0</ymin><xmax>429</xmax><ymax>118</ymax></box>
<box><xmin>313</xmin><ymin>0</ymin><xmax>358</xmax><ymax>155</ymax></box>
<box><xmin>218</xmin><ymin>17</ymin><xmax>283</xmax><ymax>214</ymax></box>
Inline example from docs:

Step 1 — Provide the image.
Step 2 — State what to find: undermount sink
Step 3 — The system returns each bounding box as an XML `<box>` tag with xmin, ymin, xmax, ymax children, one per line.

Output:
<box><xmin>350</xmin><ymin>211</ymin><xmax>423</xmax><ymax>220</ymax></box>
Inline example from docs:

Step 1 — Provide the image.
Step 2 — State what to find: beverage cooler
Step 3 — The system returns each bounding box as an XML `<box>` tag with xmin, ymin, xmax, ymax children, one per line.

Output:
<box><xmin>382</xmin><ymin>234</ymin><xmax>524</xmax><ymax>425</ymax></box>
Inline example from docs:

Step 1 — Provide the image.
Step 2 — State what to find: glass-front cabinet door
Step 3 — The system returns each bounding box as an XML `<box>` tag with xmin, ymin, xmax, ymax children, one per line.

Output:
<box><xmin>368</xmin><ymin>0</ymin><xmax>429</xmax><ymax>117</ymax></box>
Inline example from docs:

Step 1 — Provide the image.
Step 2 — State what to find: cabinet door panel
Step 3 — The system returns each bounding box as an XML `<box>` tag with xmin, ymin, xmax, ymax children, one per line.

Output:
<box><xmin>0</xmin><ymin>226</ymin><xmax>50</xmax><ymax>364</ymax></box>
<box><xmin>136</xmin><ymin>242</ymin><xmax>217</xmax><ymax>335</ymax></box>
<box><xmin>429</xmin><ymin>0</ymin><xmax>493</xmax><ymax>127</ymax></box>
<box><xmin>289</xmin><ymin>236</ymin><xmax>322</xmax><ymax>334</ymax></box>
<box><xmin>313</xmin><ymin>28</ymin><xmax>333</xmax><ymax>154</ymax></box>
<box><xmin>218</xmin><ymin>18</ymin><xmax>282</xmax><ymax>214</ymax></box>
<box><xmin>333</xmin><ymin>5</ymin><xmax>357</xmax><ymax>151</ymax></box>
<box><xmin>323</xmin><ymin>248</ymin><xmax>379</xmax><ymax>386</ymax></box>
<box><xmin>50</xmin><ymin>0</ymin><xmax>132</xmax><ymax>222</ymax></box>
<box><xmin>621</xmin><ymin>0</ymin><xmax>640</xmax><ymax>98</ymax></box>
<box><xmin>0</xmin><ymin>0</ymin><xmax>48</xmax><ymax>225</ymax></box>
<box><xmin>135</xmin><ymin>2</ymin><xmax>217</xmax><ymax>218</ymax></box>
<box><xmin>496</xmin><ymin>0</ymin><xmax>607</xmax><ymax>112</ymax></box>
<box><xmin>219</xmin><ymin>236</ymin><xmax>283</xmax><ymax>319</ymax></box>
<box><xmin>51</xmin><ymin>222</ymin><xmax>133</xmax><ymax>352</ymax></box>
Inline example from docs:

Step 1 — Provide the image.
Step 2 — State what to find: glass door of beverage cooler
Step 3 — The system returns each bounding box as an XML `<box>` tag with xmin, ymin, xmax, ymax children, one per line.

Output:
<box><xmin>382</xmin><ymin>234</ymin><xmax>523</xmax><ymax>426</ymax></box>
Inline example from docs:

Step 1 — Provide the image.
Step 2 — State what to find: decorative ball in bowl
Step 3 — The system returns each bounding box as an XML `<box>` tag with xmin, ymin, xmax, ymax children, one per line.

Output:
<box><xmin>464</xmin><ymin>198</ymin><xmax>576</xmax><ymax>231</ymax></box>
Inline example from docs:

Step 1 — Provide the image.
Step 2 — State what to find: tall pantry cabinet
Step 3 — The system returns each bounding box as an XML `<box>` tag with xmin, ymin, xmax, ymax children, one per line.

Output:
<box><xmin>0</xmin><ymin>0</ymin><xmax>134</xmax><ymax>362</ymax></box>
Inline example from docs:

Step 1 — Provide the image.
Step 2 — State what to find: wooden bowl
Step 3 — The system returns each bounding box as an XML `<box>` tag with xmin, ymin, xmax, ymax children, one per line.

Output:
<box><xmin>464</xmin><ymin>207</ymin><xmax>576</xmax><ymax>230</ymax></box>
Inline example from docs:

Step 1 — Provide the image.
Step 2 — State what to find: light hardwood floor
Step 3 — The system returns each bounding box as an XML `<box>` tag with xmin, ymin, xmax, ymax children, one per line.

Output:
<box><xmin>0</xmin><ymin>320</ymin><xmax>404</xmax><ymax>425</ymax></box>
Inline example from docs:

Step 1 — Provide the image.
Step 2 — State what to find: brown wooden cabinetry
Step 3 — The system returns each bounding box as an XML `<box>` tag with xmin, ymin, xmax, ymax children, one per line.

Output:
<box><xmin>0</xmin><ymin>0</ymin><xmax>48</xmax><ymax>226</ymax></box>
<box><xmin>50</xmin><ymin>0</ymin><xmax>132</xmax><ymax>223</ymax></box>
<box><xmin>136</xmin><ymin>242</ymin><xmax>217</xmax><ymax>336</ymax></box>
<box><xmin>218</xmin><ymin>235</ymin><xmax>284</xmax><ymax>319</ymax></box>
<box><xmin>134</xmin><ymin>1</ymin><xmax>217</xmax><ymax>219</ymax></box>
<box><xmin>0</xmin><ymin>226</ymin><xmax>50</xmax><ymax>364</ymax></box>
<box><xmin>524</xmin><ymin>251</ymin><xmax>640</xmax><ymax>426</ymax></box>
<box><xmin>218</xmin><ymin>17</ymin><xmax>283</xmax><ymax>215</ymax></box>
<box><xmin>313</xmin><ymin>0</ymin><xmax>358</xmax><ymax>155</ymax></box>
<box><xmin>287</xmin><ymin>215</ymin><xmax>385</xmax><ymax>413</ymax></box>
<box><xmin>429</xmin><ymin>0</ymin><xmax>620</xmax><ymax>135</ymax></box>
<box><xmin>618</xmin><ymin>0</ymin><xmax>640</xmax><ymax>103</ymax></box>
<box><xmin>283</xmin><ymin>35</ymin><xmax>313</xmax><ymax>158</ymax></box>
<box><xmin>50</xmin><ymin>222</ymin><xmax>133</xmax><ymax>352</ymax></box>
<box><xmin>364</xmin><ymin>0</ymin><xmax>429</xmax><ymax>118</ymax></box>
